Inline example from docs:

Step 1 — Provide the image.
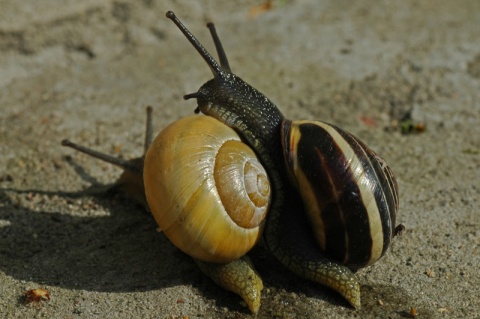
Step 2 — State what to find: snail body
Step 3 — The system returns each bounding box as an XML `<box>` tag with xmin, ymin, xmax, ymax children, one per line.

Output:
<box><xmin>61</xmin><ymin>11</ymin><xmax>401</xmax><ymax>314</ymax></box>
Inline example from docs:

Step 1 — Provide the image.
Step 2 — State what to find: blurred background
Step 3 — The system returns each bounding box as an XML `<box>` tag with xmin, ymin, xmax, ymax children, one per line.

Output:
<box><xmin>1</xmin><ymin>1</ymin><xmax>479</xmax><ymax>318</ymax></box>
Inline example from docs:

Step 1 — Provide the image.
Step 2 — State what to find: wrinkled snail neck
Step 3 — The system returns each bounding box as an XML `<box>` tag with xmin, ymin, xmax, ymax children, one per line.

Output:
<box><xmin>166</xmin><ymin>11</ymin><xmax>287</xmax><ymax>189</ymax></box>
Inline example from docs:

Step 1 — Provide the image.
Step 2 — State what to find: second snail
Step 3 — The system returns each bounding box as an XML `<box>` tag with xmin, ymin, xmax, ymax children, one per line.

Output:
<box><xmin>62</xmin><ymin>11</ymin><xmax>402</xmax><ymax>314</ymax></box>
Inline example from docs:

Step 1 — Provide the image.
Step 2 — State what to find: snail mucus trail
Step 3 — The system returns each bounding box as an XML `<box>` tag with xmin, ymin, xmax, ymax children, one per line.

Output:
<box><xmin>61</xmin><ymin>10</ymin><xmax>402</xmax><ymax>314</ymax></box>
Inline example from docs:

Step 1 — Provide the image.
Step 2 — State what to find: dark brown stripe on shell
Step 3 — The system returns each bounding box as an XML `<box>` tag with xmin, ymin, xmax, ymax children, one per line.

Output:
<box><xmin>294</xmin><ymin>122</ymin><xmax>375</xmax><ymax>268</ymax></box>
<box><xmin>337</xmin><ymin>130</ymin><xmax>398</xmax><ymax>259</ymax></box>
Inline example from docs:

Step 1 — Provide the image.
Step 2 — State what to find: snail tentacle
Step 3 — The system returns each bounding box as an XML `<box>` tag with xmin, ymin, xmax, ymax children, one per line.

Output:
<box><xmin>144</xmin><ymin>105</ymin><xmax>154</xmax><ymax>154</ymax></box>
<box><xmin>61</xmin><ymin>107</ymin><xmax>154</xmax><ymax>208</ymax></box>
<box><xmin>61</xmin><ymin>139</ymin><xmax>142</xmax><ymax>174</ymax></box>
<box><xmin>195</xmin><ymin>256</ymin><xmax>263</xmax><ymax>314</ymax></box>
<box><xmin>166</xmin><ymin>11</ymin><xmax>223</xmax><ymax>79</ymax></box>
<box><xmin>206</xmin><ymin>22</ymin><xmax>231</xmax><ymax>72</ymax></box>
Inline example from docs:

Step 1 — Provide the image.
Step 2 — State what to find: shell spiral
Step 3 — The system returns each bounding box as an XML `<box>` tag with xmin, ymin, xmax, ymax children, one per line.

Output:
<box><xmin>144</xmin><ymin>115</ymin><xmax>271</xmax><ymax>263</ymax></box>
<box><xmin>282</xmin><ymin>119</ymin><xmax>399</xmax><ymax>269</ymax></box>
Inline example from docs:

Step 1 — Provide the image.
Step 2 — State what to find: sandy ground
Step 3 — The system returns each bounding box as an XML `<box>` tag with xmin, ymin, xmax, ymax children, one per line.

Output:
<box><xmin>1</xmin><ymin>1</ymin><xmax>479</xmax><ymax>318</ymax></box>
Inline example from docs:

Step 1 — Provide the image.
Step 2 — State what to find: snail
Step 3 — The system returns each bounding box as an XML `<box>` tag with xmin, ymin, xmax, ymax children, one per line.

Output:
<box><xmin>61</xmin><ymin>11</ymin><xmax>401</xmax><ymax>314</ymax></box>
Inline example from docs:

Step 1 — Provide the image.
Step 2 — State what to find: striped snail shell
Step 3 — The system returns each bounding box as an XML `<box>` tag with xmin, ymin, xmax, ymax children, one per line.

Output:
<box><xmin>282</xmin><ymin>120</ymin><xmax>399</xmax><ymax>269</ymax></box>
<box><xmin>144</xmin><ymin>115</ymin><xmax>270</xmax><ymax>263</ymax></box>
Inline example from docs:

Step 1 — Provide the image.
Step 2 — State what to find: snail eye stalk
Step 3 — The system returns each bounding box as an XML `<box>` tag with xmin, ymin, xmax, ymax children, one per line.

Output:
<box><xmin>166</xmin><ymin>11</ymin><xmax>226</xmax><ymax>78</ymax></box>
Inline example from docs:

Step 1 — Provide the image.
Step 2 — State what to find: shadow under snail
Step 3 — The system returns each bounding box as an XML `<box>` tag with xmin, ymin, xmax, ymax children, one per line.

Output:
<box><xmin>61</xmin><ymin>11</ymin><xmax>402</xmax><ymax>314</ymax></box>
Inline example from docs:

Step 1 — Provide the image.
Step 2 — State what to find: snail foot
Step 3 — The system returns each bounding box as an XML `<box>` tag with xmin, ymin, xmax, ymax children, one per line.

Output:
<box><xmin>195</xmin><ymin>256</ymin><xmax>263</xmax><ymax>314</ymax></box>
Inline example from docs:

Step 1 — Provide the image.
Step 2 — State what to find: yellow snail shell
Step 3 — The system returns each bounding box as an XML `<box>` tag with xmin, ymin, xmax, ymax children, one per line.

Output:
<box><xmin>144</xmin><ymin>115</ymin><xmax>271</xmax><ymax>263</ymax></box>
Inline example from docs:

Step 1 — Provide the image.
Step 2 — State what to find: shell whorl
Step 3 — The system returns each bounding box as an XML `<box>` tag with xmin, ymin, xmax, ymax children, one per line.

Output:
<box><xmin>282</xmin><ymin>119</ymin><xmax>399</xmax><ymax>269</ymax></box>
<box><xmin>144</xmin><ymin>115</ymin><xmax>271</xmax><ymax>263</ymax></box>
